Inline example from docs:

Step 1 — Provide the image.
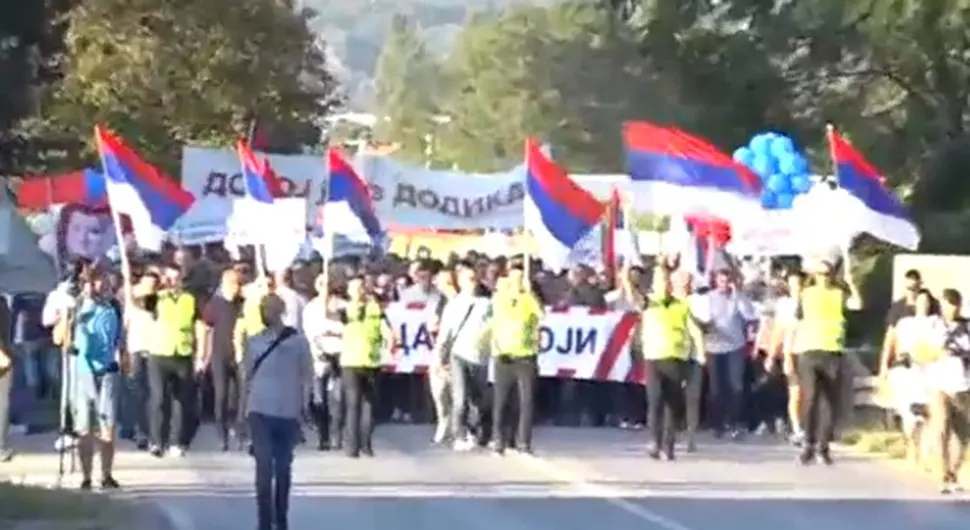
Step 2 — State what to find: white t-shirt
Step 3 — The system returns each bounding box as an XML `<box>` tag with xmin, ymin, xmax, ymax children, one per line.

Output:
<box><xmin>895</xmin><ymin>315</ymin><xmax>945</xmax><ymax>360</ymax></box>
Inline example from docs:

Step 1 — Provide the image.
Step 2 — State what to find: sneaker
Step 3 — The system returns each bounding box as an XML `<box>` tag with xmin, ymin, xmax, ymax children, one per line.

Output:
<box><xmin>79</xmin><ymin>478</ymin><xmax>93</xmax><ymax>491</ymax></box>
<box><xmin>816</xmin><ymin>447</ymin><xmax>834</xmax><ymax>466</ymax></box>
<box><xmin>789</xmin><ymin>430</ymin><xmax>804</xmax><ymax>448</ymax></box>
<box><xmin>149</xmin><ymin>445</ymin><xmax>164</xmax><ymax>458</ymax></box>
<box><xmin>0</xmin><ymin>449</ymin><xmax>15</xmax><ymax>463</ymax></box>
<box><xmin>754</xmin><ymin>423</ymin><xmax>771</xmax><ymax>436</ymax></box>
<box><xmin>361</xmin><ymin>447</ymin><xmax>375</xmax><ymax>458</ymax></box>
<box><xmin>101</xmin><ymin>476</ymin><xmax>120</xmax><ymax>490</ymax></box>
<box><xmin>167</xmin><ymin>446</ymin><xmax>186</xmax><ymax>458</ymax></box>
<box><xmin>135</xmin><ymin>438</ymin><xmax>149</xmax><ymax>451</ymax></box>
<box><xmin>453</xmin><ymin>439</ymin><xmax>475</xmax><ymax>452</ymax></box>
<box><xmin>798</xmin><ymin>446</ymin><xmax>816</xmax><ymax>466</ymax></box>
<box><xmin>685</xmin><ymin>438</ymin><xmax>697</xmax><ymax>453</ymax></box>
<box><xmin>730</xmin><ymin>428</ymin><xmax>746</xmax><ymax>441</ymax></box>
<box><xmin>648</xmin><ymin>446</ymin><xmax>662</xmax><ymax>460</ymax></box>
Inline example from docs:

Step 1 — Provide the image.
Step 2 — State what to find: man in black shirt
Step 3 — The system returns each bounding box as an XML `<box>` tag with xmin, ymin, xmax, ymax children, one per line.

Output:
<box><xmin>879</xmin><ymin>269</ymin><xmax>935</xmax><ymax>374</ymax></box>
<box><xmin>201</xmin><ymin>268</ymin><xmax>244</xmax><ymax>450</ymax></box>
<box><xmin>557</xmin><ymin>265</ymin><xmax>608</xmax><ymax>426</ymax></box>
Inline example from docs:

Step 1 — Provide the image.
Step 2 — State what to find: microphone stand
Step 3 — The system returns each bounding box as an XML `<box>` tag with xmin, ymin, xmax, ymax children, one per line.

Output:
<box><xmin>56</xmin><ymin>304</ymin><xmax>78</xmax><ymax>487</ymax></box>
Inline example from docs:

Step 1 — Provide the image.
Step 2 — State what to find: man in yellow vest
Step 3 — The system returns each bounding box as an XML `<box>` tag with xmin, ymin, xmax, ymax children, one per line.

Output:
<box><xmin>789</xmin><ymin>257</ymin><xmax>861</xmax><ymax>466</ymax></box>
<box><xmin>635</xmin><ymin>267</ymin><xmax>706</xmax><ymax>461</ymax></box>
<box><xmin>340</xmin><ymin>275</ymin><xmax>394</xmax><ymax>458</ymax></box>
<box><xmin>146</xmin><ymin>264</ymin><xmax>206</xmax><ymax>458</ymax></box>
<box><xmin>488</xmin><ymin>264</ymin><xmax>543</xmax><ymax>456</ymax></box>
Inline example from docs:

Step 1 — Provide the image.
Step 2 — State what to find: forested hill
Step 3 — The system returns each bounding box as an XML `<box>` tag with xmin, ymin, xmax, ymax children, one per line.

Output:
<box><xmin>300</xmin><ymin>0</ymin><xmax>546</xmax><ymax>105</ymax></box>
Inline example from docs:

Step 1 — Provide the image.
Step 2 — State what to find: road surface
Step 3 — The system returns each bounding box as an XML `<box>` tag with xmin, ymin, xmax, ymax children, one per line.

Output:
<box><xmin>3</xmin><ymin>425</ymin><xmax>968</xmax><ymax>530</ymax></box>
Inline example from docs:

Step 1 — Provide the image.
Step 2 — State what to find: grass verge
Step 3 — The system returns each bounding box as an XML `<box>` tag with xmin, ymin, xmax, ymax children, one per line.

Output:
<box><xmin>0</xmin><ymin>482</ymin><xmax>130</xmax><ymax>526</ymax></box>
<box><xmin>840</xmin><ymin>428</ymin><xmax>908</xmax><ymax>459</ymax></box>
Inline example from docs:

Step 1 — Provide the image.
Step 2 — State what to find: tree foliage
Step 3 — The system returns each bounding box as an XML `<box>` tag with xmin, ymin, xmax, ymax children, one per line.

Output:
<box><xmin>19</xmin><ymin>0</ymin><xmax>342</xmax><ymax>173</ymax></box>
<box><xmin>372</xmin><ymin>15</ymin><xmax>443</xmax><ymax>164</ymax></box>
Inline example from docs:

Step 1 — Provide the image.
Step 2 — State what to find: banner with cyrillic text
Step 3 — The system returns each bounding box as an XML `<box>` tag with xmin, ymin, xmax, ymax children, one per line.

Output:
<box><xmin>382</xmin><ymin>303</ymin><xmax>641</xmax><ymax>382</ymax></box>
<box><xmin>174</xmin><ymin>147</ymin><xmax>623</xmax><ymax>244</ymax></box>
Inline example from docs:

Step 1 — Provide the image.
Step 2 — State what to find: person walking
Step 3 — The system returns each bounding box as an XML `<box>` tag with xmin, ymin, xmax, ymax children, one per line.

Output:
<box><xmin>244</xmin><ymin>294</ymin><xmax>312</xmax><ymax>530</ymax></box>
<box><xmin>302</xmin><ymin>274</ymin><xmax>346</xmax><ymax>451</ymax></box>
<box><xmin>147</xmin><ymin>264</ymin><xmax>206</xmax><ymax>458</ymax></box>
<box><xmin>436</xmin><ymin>264</ymin><xmax>492</xmax><ymax>451</ymax></box>
<box><xmin>122</xmin><ymin>272</ymin><xmax>162</xmax><ymax>450</ymax></box>
<box><xmin>340</xmin><ymin>276</ymin><xmax>394</xmax><ymax>458</ymax></box>
<box><xmin>69</xmin><ymin>268</ymin><xmax>123</xmax><ymax>489</ymax></box>
<box><xmin>637</xmin><ymin>267</ymin><xmax>706</xmax><ymax>461</ymax></box>
<box><xmin>489</xmin><ymin>264</ymin><xmax>543</xmax><ymax>456</ymax></box>
<box><xmin>791</xmin><ymin>257</ymin><xmax>861</xmax><ymax>465</ymax></box>
<box><xmin>200</xmin><ymin>268</ymin><xmax>244</xmax><ymax>451</ymax></box>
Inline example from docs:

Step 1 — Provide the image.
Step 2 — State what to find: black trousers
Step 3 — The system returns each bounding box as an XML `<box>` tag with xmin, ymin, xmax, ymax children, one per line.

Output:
<box><xmin>645</xmin><ymin>358</ymin><xmax>689</xmax><ymax>452</ymax></box>
<box><xmin>684</xmin><ymin>360</ymin><xmax>704</xmax><ymax>438</ymax></box>
<box><xmin>343</xmin><ymin>367</ymin><xmax>378</xmax><ymax>454</ymax></box>
<box><xmin>798</xmin><ymin>351</ymin><xmax>843</xmax><ymax>450</ymax></box>
<box><xmin>211</xmin><ymin>360</ymin><xmax>245</xmax><ymax>442</ymax></box>
<box><xmin>492</xmin><ymin>357</ymin><xmax>538</xmax><ymax>451</ymax></box>
<box><xmin>312</xmin><ymin>357</ymin><xmax>343</xmax><ymax>448</ymax></box>
<box><xmin>147</xmin><ymin>356</ymin><xmax>196</xmax><ymax>449</ymax></box>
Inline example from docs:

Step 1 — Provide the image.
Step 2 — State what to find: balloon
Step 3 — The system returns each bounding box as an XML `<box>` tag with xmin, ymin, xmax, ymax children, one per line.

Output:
<box><xmin>750</xmin><ymin>155</ymin><xmax>776</xmax><ymax>178</ymax></box>
<box><xmin>769</xmin><ymin>136</ymin><xmax>795</xmax><ymax>158</ymax></box>
<box><xmin>777</xmin><ymin>153</ymin><xmax>809</xmax><ymax>176</ymax></box>
<box><xmin>749</xmin><ymin>134</ymin><xmax>772</xmax><ymax>156</ymax></box>
<box><xmin>732</xmin><ymin>147</ymin><xmax>754</xmax><ymax>166</ymax></box>
<box><xmin>791</xmin><ymin>174</ymin><xmax>813</xmax><ymax>193</ymax></box>
<box><xmin>760</xmin><ymin>189</ymin><xmax>778</xmax><ymax>209</ymax></box>
<box><xmin>775</xmin><ymin>193</ymin><xmax>794</xmax><ymax>209</ymax></box>
<box><xmin>766</xmin><ymin>173</ymin><xmax>792</xmax><ymax>194</ymax></box>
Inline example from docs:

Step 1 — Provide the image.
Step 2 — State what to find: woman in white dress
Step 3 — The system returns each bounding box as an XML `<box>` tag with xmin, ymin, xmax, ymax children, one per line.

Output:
<box><xmin>924</xmin><ymin>288</ymin><xmax>970</xmax><ymax>493</ymax></box>
<box><xmin>888</xmin><ymin>289</ymin><xmax>945</xmax><ymax>466</ymax></box>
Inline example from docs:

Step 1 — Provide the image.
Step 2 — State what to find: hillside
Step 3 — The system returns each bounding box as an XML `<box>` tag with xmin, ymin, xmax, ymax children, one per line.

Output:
<box><xmin>300</xmin><ymin>0</ymin><xmax>545</xmax><ymax>106</ymax></box>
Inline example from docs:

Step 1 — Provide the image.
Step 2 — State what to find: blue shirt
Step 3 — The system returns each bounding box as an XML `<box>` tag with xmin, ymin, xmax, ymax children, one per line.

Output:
<box><xmin>74</xmin><ymin>299</ymin><xmax>121</xmax><ymax>374</ymax></box>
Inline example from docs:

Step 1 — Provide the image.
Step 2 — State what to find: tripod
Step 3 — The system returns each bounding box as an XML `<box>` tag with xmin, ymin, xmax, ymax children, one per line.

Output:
<box><xmin>55</xmin><ymin>306</ymin><xmax>78</xmax><ymax>487</ymax></box>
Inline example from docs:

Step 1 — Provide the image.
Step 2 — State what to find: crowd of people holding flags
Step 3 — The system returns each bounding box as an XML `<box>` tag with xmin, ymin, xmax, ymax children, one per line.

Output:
<box><xmin>4</xmin><ymin>118</ymin><xmax>970</xmax><ymax>530</ymax></box>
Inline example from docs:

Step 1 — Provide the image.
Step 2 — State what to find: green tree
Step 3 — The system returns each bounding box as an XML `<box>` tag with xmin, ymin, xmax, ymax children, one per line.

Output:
<box><xmin>372</xmin><ymin>14</ymin><xmax>444</xmax><ymax>164</ymax></box>
<box><xmin>20</xmin><ymin>0</ymin><xmax>342</xmax><ymax>173</ymax></box>
<box><xmin>0</xmin><ymin>0</ymin><xmax>76</xmax><ymax>176</ymax></box>
<box><xmin>434</xmin><ymin>2</ymin><xmax>684</xmax><ymax>172</ymax></box>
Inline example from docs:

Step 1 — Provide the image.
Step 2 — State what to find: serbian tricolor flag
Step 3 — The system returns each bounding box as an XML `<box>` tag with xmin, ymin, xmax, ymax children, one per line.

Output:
<box><xmin>323</xmin><ymin>148</ymin><xmax>382</xmax><ymax>245</ymax></box>
<box><xmin>94</xmin><ymin>125</ymin><xmax>195</xmax><ymax>251</ymax></box>
<box><xmin>623</xmin><ymin>121</ymin><xmax>762</xmax><ymax>220</ymax></box>
<box><xmin>524</xmin><ymin>138</ymin><xmax>605</xmax><ymax>270</ymax></box>
<box><xmin>236</xmin><ymin>139</ymin><xmax>285</xmax><ymax>204</ymax></box>
<box><xmin>17</xmin><ymin>169</ymin><xmax>107</xmax><ymax>209</ymax></box>
<box><xmin>826</xmin><ymin>125</ymin><xmax>919</xmax><ymax>250</ymax></box>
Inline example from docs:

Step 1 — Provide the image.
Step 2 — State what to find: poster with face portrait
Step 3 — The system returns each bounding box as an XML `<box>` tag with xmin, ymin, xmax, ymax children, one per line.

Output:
<box><xmin>26</xmin><ymin>204</ymin><xmax>133</xmax><ymax>271</ymax></box>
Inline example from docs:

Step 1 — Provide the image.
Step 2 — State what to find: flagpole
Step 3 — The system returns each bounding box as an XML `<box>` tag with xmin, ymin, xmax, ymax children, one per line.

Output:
<box><xmin>825</xmin><ymin>123</ymin><xmax>853</xmax><ymax>277</ymax></box>
<box><xmin>94</xmin><ymin>128</ymin><xmax>134</xmax><ymax>307</ymax></box>
<box><xmin>245</xmin><ymin>120</ymin><xmax>269</xmax><ymax>281</ymax></box>
<box><xmin>522</xmin><ymin>141</ymin><xmax>532</xmax><ymax>292</ymax></box>
<box><xmin>320</xmin><ymin>149</ymin><xmax>334</xmax><ymax>303</ymax></box>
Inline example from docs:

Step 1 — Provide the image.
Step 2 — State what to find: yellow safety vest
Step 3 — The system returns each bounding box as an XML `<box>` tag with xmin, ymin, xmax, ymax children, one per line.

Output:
<box><xmin>156</xmin><ymin>292</ymin><xmax>196</xmax><ymax>357</ymax></box>
<box><xmin>491</xmin><ymin>292</ymin><xmax>542</xmax><ymax>358</ymax></box>
<box><xmin>241</xmin><ymin>294</ymin><xmax>267</xmax><ymax>337</ymax></box>
<box><xmin>794</xmin><ymin>286</ymin><xmax>846</xmax><ymax>353</ymax></box>
<box><xmin>640</xmin><ymin>299</ymin><xmax>691</xmax><ymax>361</ymax></box>
<box><xmin>341</xmin><ymin>301</ymin><xmax>384</xmax><ymax>368</ymax></box>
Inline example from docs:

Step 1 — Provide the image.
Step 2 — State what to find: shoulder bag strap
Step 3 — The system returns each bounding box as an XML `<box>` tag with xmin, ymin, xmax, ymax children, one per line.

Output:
<box><xmin>248</xmin><ymin>326</ymin><xmax>296</xmax><ymax>381</ymax></box>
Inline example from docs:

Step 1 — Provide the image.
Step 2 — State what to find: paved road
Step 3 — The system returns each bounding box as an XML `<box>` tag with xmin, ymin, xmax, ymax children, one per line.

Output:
<box><xmin>3</xmin><ymin>425</ymin><xmax>969</xmax><ymax>530</ymax></box>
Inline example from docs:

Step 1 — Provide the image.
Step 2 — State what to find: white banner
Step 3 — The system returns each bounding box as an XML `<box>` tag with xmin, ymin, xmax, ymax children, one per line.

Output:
<box><xmin>175</xmin><ymin>147</ymin><xmax>623</xmax><ymax>243</ymax></box>
<box><xmin>382</xmin><ymin>303</ymin><xmax>641</xmax><ymax>382</ymax></box>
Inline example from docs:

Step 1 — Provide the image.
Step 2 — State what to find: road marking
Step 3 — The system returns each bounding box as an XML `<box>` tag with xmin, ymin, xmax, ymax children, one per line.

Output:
<box><xmin>512</xmin><ymin>452</ymin><xmax>697</xmax><ymax>530</ymax></box>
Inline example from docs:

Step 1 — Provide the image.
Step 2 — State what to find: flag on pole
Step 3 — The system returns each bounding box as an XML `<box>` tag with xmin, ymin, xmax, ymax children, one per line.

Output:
<box><xmin>523</xmin><ymin>138</ymin><xmax>605</xmax><ymax>270</ymax></box>
<box><xmin>94</xmin><ymin>125</ymin><xmax>195</xmax><ymax>251</ymax></box>
<box><xmin>236</xmin><ymin>139</ymin><xmax>285</xmax><ymax>204</ymax></box>
<box><xmin>826</xmin><ymin>125</ymin><xmax>920</xmax><ymax>250</ymax></box>
<box><xmin>623</xmin><ymin>121</ymin><xmax>762</xmax><ymax>219</ymax></box>
<box><xmin>324</xmin><ymin>148</ymin><xmax>383</xmax><ymax>243</ymax></box>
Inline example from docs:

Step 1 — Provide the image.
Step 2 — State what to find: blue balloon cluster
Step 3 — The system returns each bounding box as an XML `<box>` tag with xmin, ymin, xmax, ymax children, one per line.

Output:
<box><xmin>732</xmin><ymin>132</ymin><xmax>812</xmax><ymax>209</ymax></box>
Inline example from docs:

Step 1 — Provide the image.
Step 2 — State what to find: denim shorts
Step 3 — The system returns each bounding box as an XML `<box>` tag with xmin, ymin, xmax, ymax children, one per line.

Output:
<box><xmin>70</xmin><ymin>370</ymin><xmax>119</xmax><ymax>435</ymax></box>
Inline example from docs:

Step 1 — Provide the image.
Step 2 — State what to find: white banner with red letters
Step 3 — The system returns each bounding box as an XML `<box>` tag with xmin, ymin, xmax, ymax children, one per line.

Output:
<box><xmin>381</xmin><ymin>303</ymin><xmax>641</xmax><ymax>382</ymax></box>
